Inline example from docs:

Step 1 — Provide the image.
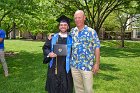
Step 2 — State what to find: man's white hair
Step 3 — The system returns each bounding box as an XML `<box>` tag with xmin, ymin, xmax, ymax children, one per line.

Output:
<box><xmin>74</xmin><ymin>10</ymin><xmax>85</xmax><ymax>16</ymax></box>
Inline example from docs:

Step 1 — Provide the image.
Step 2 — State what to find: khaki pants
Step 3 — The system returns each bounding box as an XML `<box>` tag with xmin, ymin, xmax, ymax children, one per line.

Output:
<box><xmin>71</xmin><ymin>67</ymin><xmax>93</xmax><ymax>93</ymax></box>
<box><xmin>0</xmin><ymin>49</ymin><xmax>8</xmax><ymax>76</ymax></box>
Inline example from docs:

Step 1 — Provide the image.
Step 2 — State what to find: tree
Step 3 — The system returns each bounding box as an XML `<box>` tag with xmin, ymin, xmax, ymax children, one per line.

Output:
<box><xmin>0</xmin><ymin>0</ymin><xmax>41</xmax><ymax>39</ymax></box>
<box><xmin>103</xmin><ymin>13</ymin><xmax>120</xmax><ymax>31</ymax></box>
<box><xmin>55</xmin><ymin>0</ymin><xmax>134</xmax><ymax>34</ymax></box>
<box><xmin>115</xmin><ymin>0</ymin><xmax>140</xmax><ymax>47</ymax></box>
<box><xmin>0</xmin><ymin>0</ymin><xmax>65</xmax><ymax>39</ymax></box>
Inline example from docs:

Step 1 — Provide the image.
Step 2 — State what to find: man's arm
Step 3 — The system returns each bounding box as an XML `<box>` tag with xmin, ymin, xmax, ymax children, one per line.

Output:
<box><xmin>95</xmin><ymin>48</ymin><xmax>100</xmax><ymax>65</ymax></box>
<box><xmin>93</xmin><ymin>48</ymin><xmax>100</xmax><ymax>74</ymax></box>
<box><xmin>42</xmin><ymin>38</ymin><xmax>51</xmax><ymax>64</ymax></box>
<box><xmin>0</xmin><ymin>38</ymin><xmax>3</xmax><ymax>43</ymax></box>
<box><xmin>91</xmin><ymin>29</ymin><xmax>100</xmax><ymax>74</ymax></box>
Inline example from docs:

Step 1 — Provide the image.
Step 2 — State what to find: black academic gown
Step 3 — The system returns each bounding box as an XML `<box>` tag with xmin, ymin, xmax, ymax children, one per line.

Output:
<box><xmin>42</xmin><ymin>35</ymin><xmax>73</xmax><ymax>93</ymax></box>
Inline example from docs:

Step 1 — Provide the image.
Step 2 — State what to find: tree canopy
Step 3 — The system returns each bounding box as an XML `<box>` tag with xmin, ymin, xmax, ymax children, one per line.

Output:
<box><xmin>0</xmin><ymin>0</ymin><xmax>139</xmax><ymax>39</ymax></box>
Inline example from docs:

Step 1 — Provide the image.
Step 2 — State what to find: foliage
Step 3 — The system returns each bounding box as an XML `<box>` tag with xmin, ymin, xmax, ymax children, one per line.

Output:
<box><xmin>0</xmin><ymin>0</ymin><xmax>40</xmax><ymax>38</ymax></box>
<box><xmin>134</xmin><ymin>15</ymin><xmax>140</xmax><ymax>27</ymax></box>
<box><xmin>55</xmin><ymin>0</ymin><xmax>136</xmax><ymax>33</ymax></box>
<box><xmin>0</xmin><ymin>0</ymin><xmax>140</xmax><ymax>39</ymax></box>
<box><xmin>0</xmin><ymin>0</ymin><xmax>61</xmax><ymax>39</ymax></box>
<box><xmin>114</xmin><ymin>0</ymin><xmax>140</xmax><ymax>47</ymax></box>
<box><xmin>103</xmin><ymin>12</ymin><xmax>120</xmax><ymax>31</ymax></box>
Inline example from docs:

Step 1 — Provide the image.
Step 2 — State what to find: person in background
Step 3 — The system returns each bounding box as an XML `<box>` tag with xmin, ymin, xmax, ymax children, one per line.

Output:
<box><xmin>70</xmin><ymin>10</ymin><xmax>100</xmax><ymax>93</ymax></box>
<box><xmin>42</xmin><ymin>15</ymin><xmax>73</xmax><ymax>93</ymax></box>
<box><xmin>0</xmin><ymin>29</ymin><xmax>8</xmax><ymax>77</ymax></box>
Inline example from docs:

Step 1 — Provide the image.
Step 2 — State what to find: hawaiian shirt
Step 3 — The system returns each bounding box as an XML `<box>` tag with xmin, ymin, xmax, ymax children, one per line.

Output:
<box><xmin>70</xmin><ymin>25</ymin><xmax>100</xmax><ymax>71</ymax></box>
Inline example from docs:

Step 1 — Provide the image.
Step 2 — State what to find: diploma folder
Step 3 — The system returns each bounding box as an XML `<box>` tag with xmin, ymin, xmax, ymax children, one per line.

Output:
<box><xmin>53</xmin><ymin>44</ymin><xmax>67</xmax><ymax>56</ymax></box>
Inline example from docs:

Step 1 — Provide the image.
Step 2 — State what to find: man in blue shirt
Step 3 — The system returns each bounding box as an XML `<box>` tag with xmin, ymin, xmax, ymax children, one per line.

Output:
<box><xmin>0</xmin><ymin>29</ymin><xmax>8</xmax><ymax>77</ymax></box>
<box><xmin>70</xmin><ymin>10</ymin><xmax>100</xmax><ymax>93</ymax></box>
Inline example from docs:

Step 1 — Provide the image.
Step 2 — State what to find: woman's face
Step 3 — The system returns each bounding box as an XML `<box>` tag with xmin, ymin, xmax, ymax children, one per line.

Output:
<box><xmin>59</xmin><ymin>22</ymin><xmax>69</xmax><ymax>33</ymax></box>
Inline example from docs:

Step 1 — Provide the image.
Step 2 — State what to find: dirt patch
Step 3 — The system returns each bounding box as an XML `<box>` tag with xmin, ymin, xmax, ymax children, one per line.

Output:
<box><xmin>5</xmin><ymin>51</ymin><xmax>18</xmax><ymax>57</ymax></box>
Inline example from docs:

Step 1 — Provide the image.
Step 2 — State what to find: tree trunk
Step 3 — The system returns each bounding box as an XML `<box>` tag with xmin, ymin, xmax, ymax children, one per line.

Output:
<box><xmin>5</xmin><ymin>24</ymin><xmax>11</xmax><ymax>39</ymax></box>
<box><xmin>121</xmin><ymin>27</ymin><xmax>125</xmax><ymax>48</ymax></box>
<box><xmin>28</xmin><ymin>32</ymin><xmax>37</xmax><ymax>40</ymax></box>
<box><xmin>6</xmin><ymin>32</ymin><xmax>9</xmax><ymax>39</ymax></box>
<box><xmin>13</xmin><ymin>22</ymin><xmax>16</xmax><ymax>39</ymax></box>
<box><xmin>41</xmin><ymin>33</ymin><xmax>44</xmax><ymax>40</ymax></box>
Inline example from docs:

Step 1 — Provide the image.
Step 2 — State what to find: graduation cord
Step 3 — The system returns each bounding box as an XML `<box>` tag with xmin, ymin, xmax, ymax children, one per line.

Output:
<box><xmin>55</xmin><ymin>56</ymin><xmax>57</xmax><ymax>75</ymax></box>
<box><xmin>55</xmin><ymin>38</ymin><xmax>58</xmax><ymax>75</ymax></box>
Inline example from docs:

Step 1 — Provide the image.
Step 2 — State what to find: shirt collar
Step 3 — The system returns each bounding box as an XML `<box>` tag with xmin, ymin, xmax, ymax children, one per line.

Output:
<box><xmin>58</xmin><ymin>32</ymin><xmax>67</xmax><ymax>38</ymax></box>
<box><xmin>75</xmin><ymin>25</ymin><xmax>87</xmax><ymax>32</ymax></box>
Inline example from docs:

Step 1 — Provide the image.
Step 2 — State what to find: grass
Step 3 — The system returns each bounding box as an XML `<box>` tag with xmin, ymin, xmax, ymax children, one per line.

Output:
<box><xmin>0</xmin><ymin>40</ymin><xmax>140</xmax><ymax>93</ymax></box>
<box><xmin>95</xmin><ymin>40</ymin><xmax>140</xmax><ymax>93</ymax></box>
<box><xmin>0</xmin><ymin>40</ymin><xmax>46</xmax><ymax>93</ymax></box>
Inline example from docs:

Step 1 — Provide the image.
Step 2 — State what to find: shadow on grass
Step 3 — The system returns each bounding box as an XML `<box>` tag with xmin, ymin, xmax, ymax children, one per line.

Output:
<box><xmin>93</xmin><ymin>63</ymin><xmax>120</xmax><ymax>89</ymax></box>
<box><xmin>101</xmin><ymin>46</ymin><xmax>140</xmax><ymax>58</ymax></box>
<box><xmin>95</xmin><ymin>73</ymin><xmax>119</xmax><ymax>81</ymax></box>
<box><xmin>100</xmin><ymin>63</ymin><xmax>120</xmax><ymax>71</ymax></box>
<box><xmin>1</xmin><ymin>51</ymin><xmax>47</xmax><ymax>93</ymax></box>
<box><xmin>95</xmin><ymin>63</ymin><xmax>120</xmax><ymax>80</ymax></box>
<box><xmin>6</xmin><ymin>50</ymin><xmax>45</xmax><ymax>77</ymax></box>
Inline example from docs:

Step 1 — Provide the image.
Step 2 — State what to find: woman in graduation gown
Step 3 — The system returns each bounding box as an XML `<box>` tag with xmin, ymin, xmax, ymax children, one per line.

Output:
<box><xmin>42</xmin><ymin>15</ymin><xmax>73</xmax><ymax>93</ymax></box>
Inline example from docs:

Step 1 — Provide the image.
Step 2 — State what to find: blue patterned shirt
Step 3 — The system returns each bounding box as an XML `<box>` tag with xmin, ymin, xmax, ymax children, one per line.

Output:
<box><xmin>70</xmin><ymin>25</ymin><xmax>100</xmax><ymax>71</ymax></box>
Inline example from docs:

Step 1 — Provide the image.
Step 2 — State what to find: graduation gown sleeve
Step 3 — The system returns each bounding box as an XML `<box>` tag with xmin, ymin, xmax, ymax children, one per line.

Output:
<box><xmin>42</xmin><ymin>38</ymin><xmax>52</xmax><ymax>64</ymax></box>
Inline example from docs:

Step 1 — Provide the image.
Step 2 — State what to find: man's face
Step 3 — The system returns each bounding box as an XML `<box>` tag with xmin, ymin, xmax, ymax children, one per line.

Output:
<box><xmin>59</xmin><ymin>22</ymin><xmax>69</xmax><ymax>33</ymax></box>
<box><xmin>74</xmin><ymin>12</ymin><xmax>86</xmax><ymax>27</ymax></box>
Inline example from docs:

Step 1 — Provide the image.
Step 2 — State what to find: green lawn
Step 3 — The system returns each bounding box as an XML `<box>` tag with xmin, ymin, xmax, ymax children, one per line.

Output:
<box><xmin>0</xmin><ymin>40</ymin><xmax>140</xmax><ymax>93</ymax></box>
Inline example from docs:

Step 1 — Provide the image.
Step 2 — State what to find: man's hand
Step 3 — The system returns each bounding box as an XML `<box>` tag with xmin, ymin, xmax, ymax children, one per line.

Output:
<box><xmin>48</xmin><ymin>52</ymin><xmax>57</xmax><ymax>58</ymax></box>
<box><xmin>48</xmin><ymin>33</ymin><xmax>54</xmax><ymax>40</ymax></box>
<box><xmin>92</xmin><ymin>63</ymin><xmax>99</xmax><ymax>74</ymax></box>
